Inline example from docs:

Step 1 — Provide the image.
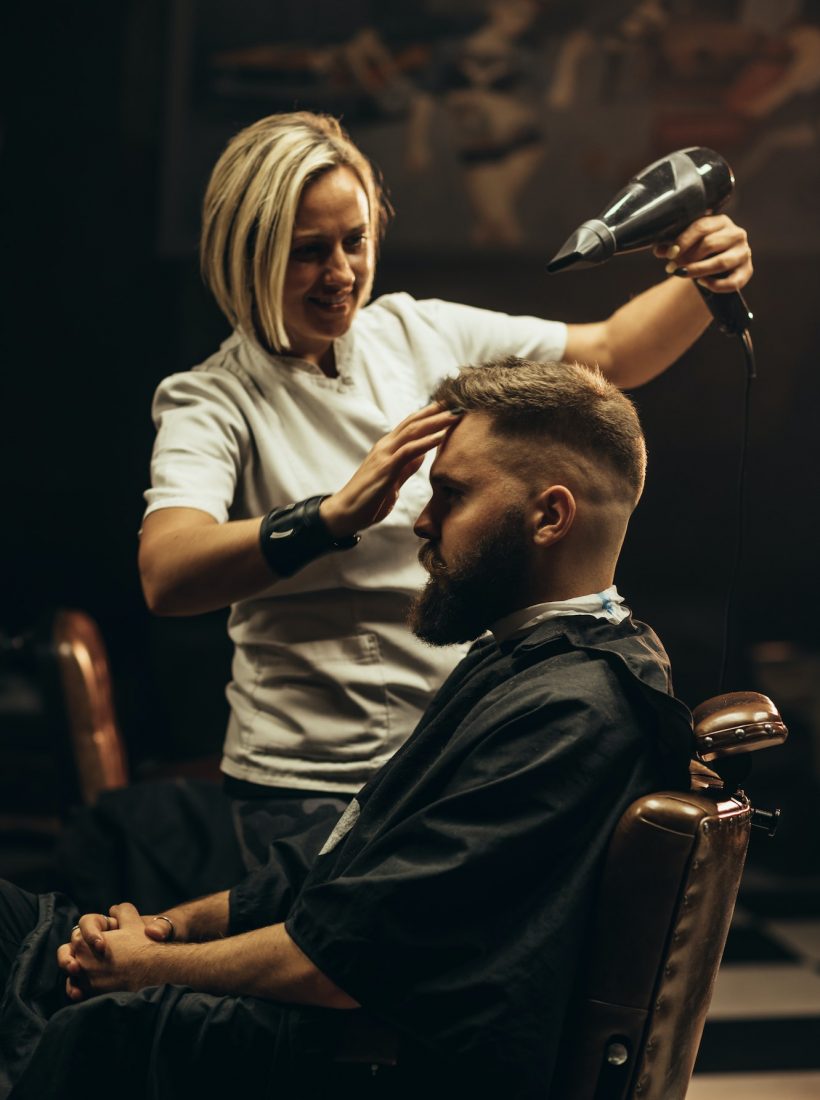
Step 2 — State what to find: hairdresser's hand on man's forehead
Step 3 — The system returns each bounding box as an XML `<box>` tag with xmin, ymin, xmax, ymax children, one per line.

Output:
<box><xmin>318</xmin><ymin>403</ymin><xmax>463</xmax><ymax>540</ymax></box>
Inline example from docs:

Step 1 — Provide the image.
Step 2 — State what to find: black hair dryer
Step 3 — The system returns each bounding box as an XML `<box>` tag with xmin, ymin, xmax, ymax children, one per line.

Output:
<box><xmin>547</xmin><ymin>147</ymin><xmax>753</xmax><ymax>336</ymax></box>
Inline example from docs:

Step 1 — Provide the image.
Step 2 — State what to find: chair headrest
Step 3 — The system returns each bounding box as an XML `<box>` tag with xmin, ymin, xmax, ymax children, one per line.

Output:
<box><xmin>692</xmin><ymin>691</ymin><xmax>787</xmax><ymax>762</ymax></box>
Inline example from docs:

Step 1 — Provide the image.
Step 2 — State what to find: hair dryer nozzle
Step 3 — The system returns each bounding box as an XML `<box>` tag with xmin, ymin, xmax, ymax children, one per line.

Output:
<box><xmin>546</xmin><ymin>219</ymin><xmax>616</xmax><ymax>272</ymax></box>
<box><xmin>546</xmin><ymin>147</ymin><xmax>749</xmax><ymax>337</ymax></box>
<box><xmin>547</xmin><ymin>148</ymin><xmax>736</xmax><ymax>273</ymax></box>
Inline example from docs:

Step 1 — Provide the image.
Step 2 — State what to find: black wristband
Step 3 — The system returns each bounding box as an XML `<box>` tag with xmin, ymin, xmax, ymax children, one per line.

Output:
<box><xmin>258</xmin><ymin>495</ymin><xmax>360</xmax><ymax>578</ymax></box>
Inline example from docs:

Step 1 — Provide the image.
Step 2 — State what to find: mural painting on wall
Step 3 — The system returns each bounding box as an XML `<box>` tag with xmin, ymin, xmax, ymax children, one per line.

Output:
<box><xmin>166</xmin><ymin>0</ymin><xmax>820</xmax><ymax>254</ymax></box>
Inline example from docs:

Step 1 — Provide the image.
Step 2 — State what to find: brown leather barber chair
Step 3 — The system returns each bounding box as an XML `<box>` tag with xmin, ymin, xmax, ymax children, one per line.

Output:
<box><xmin>50</xmin><ymin>609</ymin><xmax>130</xmax><ymax>805</ymax></box>
<box><xmin>0</xmin><ymin>609</ymin><xmax>128</xmax><ymax>832</ymax></box>
<box><xmin>3</xmin><ymin>607</ymin><xmax>225</xmax><ymax>817</ymax></box>
<box><xmin>0</xmin><ymin>609</ymin><xmax>129</xmax><ymax>889</ymax></box>
<box><xmin>335</xmin><ymin>691</ymin><xmax>787</xmax><ymax>1099</ymax></box>
<box><xmin>557</xmin><ymin>691</ymin><xmax>786</xmax><ymax>1099</ymax></box>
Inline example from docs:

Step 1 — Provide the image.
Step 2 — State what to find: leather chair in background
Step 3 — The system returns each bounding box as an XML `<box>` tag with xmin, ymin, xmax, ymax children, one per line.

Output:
<box><xmin>0</xmin><ymin>610</ymin><xmax>130</xmax><ymax>887</ymax></box>
<box><xmin>51</xmin><ymin>609</ymin><xmax>130</xmax><ymax>805</ymax></box>
<box><xmin>1</xmin><ymin>608</ymin><xmax>221</xmax><ymax>821</ymax></box>
<box><xmin>0</xmin><ymin>609</ymin><xmax>129</xmax><ymax>825</ymax></box>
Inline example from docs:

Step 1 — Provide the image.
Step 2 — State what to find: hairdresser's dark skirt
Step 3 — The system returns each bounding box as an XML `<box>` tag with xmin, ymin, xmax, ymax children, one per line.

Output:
<box><xmin>55</xmin><ymin>779</ymin><xmax>348</xmax><ymax>914</ymax></box>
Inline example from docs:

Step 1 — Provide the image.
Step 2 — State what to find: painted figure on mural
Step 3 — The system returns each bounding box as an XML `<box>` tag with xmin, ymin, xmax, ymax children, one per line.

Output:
<box><xmin>544</xmin><ymin>0</ymin><xmax>820</xmax><ymax>190</ymax></box>
<box><xmin>193</xmin><ymin>0</ymin><xmax>820</xmax><ymax>252</ymax></box>
<box><xmin>405</xmin><ymin>0</ymin><xmax>546</xmax><ymax>246</ymax></box>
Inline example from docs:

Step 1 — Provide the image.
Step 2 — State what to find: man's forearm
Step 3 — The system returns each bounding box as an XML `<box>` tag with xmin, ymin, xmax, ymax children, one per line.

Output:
<box><xmin>134</xmin><ymin>923</ymin><xmax>358</xmax><ymax>1008</ymax></box>
<box><xmin>160</xmin><ymin>890</ymin><xmax>231</xmax><ymax>942</ymax></box>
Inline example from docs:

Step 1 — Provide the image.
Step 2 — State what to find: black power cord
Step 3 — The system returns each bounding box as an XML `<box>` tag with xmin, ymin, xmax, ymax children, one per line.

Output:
<box><xmin>718</xmin><ymin>326</ymin><xmax>756</xmax><ymax>692</ymax></box>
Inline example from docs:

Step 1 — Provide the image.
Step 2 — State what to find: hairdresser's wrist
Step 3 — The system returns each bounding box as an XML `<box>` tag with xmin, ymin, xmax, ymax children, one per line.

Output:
<box><xmin>259</xmin><ymin>496</ymin><xmax>359</xmax><ymax>578</ymax></box>
<box><xmin>318</xmin><ymin>494</ymin><xmax>357</xmax><ymax>540</ymax></box>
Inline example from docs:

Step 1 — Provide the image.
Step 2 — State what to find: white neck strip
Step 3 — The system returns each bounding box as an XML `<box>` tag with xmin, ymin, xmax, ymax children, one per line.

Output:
<box><xmin>491</xmin><ymin>585</ymin><xmax>630</xmax><ymax>645</ymax></box>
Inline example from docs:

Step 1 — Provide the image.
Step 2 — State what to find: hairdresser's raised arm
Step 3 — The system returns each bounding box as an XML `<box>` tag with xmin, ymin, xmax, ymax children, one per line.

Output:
<box><xmin>139</xmin><ymin>404</ymin><xmax>459</xmax><ymax>616</ymax></box>
<box><xmin>564</xmin><ymin>214</ymin><xmax>752</xmax><ymax>389</ymax></box>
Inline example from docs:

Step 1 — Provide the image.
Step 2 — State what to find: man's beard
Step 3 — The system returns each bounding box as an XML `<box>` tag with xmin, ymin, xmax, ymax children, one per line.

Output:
<box><xmin>409</xmin><ymin>507</ymin><xmax>533</xmax><ymax>646</ymax></box>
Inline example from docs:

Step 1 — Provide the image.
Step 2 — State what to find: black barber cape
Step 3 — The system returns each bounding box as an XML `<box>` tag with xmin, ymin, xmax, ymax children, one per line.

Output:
<box><xmin>0</xmin><ymin>616</ymin><xmax>691</xmax><ymax>1100</ymax></box>
<box><xmin>274</xmin><ymin>616</ymin><xmax>690</xmax><ymax>1096</ymax></box>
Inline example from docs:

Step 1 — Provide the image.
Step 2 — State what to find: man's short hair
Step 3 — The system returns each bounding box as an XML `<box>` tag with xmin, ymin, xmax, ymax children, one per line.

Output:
<box><xmin>200</xmin><ymin>111</ymin><xmax>391</xmax><ymax>352</ymax></box>
<box><xmin>432</xmin><ymin>358</ymin><xmax>647</xmax><ymax>505</ymax></box>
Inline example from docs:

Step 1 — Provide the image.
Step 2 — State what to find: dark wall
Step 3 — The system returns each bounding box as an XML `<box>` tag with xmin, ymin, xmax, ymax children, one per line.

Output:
<box><xmin>3</xmin><ymin>2</ymin><xmax>819</xmax><ymax>774</ymax></box>
<box><xmin>1</xmin><ymin>1</ymin><xmax>230</xmax><ymax>766</ymax></box>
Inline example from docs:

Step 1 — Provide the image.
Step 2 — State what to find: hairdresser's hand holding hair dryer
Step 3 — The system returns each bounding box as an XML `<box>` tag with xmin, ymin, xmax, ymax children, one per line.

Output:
<box><xmin>139</xmin><ymin>114</ymin><xmax>753</xmax><ymax>807</ymax></box>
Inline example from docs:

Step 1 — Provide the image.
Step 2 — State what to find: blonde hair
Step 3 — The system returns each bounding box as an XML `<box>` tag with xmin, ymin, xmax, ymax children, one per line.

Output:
<box><xmin>200</xmin><ymin>112</ymin><xmax>390</xmax><ymax>351</ymax></box>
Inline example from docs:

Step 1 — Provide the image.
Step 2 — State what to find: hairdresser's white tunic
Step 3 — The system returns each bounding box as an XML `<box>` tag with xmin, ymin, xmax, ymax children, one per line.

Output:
<box><xmin>144</xmin><ymin>293</ymin><xmax>566</xmax><ymax>792</ymax></box>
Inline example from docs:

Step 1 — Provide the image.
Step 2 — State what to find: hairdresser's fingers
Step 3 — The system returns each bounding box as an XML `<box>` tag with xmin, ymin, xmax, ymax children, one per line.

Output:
<box><xmin>664</xmin><ymin>217</ymin><xmax>752</xmax><ymax>290</ymax></box>
<box><xmin>689</xmin><ymin>252</ymin><xmax>753</xmax><ymax>291</ymax></box>
<box><xmin>321</xmin><ymin>428</ymin><xmax>453</xmax><ymax>536</ymax></box>
<box><xmin>667</xmin><ymin>245</ymin><xmax>753</xmax><ymax>291</ymax></box>
<box><xmin>395</xmin><ymin>454</ymin><xmax>427</xmax><ymax>487</ymax></box>
<box><xmin>677</xmin><ymin>225</ymin><xmax>750</xmax><ymax>265</ymax></box>
<box><xmin>385</xmin><ymin>421</ymin><xmax>457</xmax><ymax>472</ymax></box>
<box><xmin>367</xmin><ymin>454</ymin><xmax>433</xmax><ymax>526</ymax></box>
<box><xmin>353</xmin><ymin>408</ymin><xmax>458</xmax><ymax>494</ymax></box>
<box><xmin>388</xmin><ymin>403</ymin><xmax>462</xmax><ymax>441</ymax></box>
<box><xmin>671</xmin><ymin>214</ymin><xmax>738</xmax><ymax>254</ymax></box>
<box><xmin>670</xmin><ymin>216</ymin><xmax>751</xmax><ymax>269</ymax></box>
<box><xmin>321</xmin><ymin>409</ymin><xmax>462</xmax><ymax>536</ymax></box>
<box><xmin>653</xmin><ymin>241</ymin><xmax>680</xmax><ymax>260</ymax></box>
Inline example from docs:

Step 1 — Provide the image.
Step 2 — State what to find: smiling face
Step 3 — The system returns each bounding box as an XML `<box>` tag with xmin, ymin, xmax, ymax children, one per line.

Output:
<box><xmin>281</xmin><ymin>166</ymin><xmax>375</xmax><ymax>370</ymax></box>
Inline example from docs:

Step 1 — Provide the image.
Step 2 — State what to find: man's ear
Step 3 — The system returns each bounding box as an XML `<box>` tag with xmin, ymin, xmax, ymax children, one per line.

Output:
<box><xmin>531</xmin><ymin>485</ymin><xmax>576</xmax><ymax>547</ymax></box>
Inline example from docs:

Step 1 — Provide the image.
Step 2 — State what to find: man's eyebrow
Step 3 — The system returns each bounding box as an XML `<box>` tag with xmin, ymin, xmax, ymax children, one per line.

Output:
<box><xmin>430</xmin><ymin>472</ymin><xmax>470</xmax><ymax>490</ymax></box>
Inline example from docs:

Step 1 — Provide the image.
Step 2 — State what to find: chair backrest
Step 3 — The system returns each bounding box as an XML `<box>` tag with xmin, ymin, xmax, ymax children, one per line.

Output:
<box><xmin>555</xmin><ymin>691</ymin><xmax>787</xmax><ymax>1100</ymax></box>
<box><xmin>51</xmin><ymin>609</ymin><xmax>129</xmax><ymax>805</ymax></box>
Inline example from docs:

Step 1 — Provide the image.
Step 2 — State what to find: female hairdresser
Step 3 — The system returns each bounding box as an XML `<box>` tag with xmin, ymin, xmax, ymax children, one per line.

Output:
<box><xmin>136</xmin><ymin>111</ymin><xmax>752</xmax><ymax>883</ymax></box>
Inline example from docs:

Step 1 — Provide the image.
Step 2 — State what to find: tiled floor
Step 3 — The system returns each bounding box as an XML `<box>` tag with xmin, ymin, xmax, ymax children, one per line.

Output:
<box><xmin>688</xmin><ymin>1072</ymin><xmax>820</xmax><ymax>1099</ymax></box>
<box><xmin>688</xmin><ymin>867</ymin><xmax>820</xmax><ymax>1096</ymax></box>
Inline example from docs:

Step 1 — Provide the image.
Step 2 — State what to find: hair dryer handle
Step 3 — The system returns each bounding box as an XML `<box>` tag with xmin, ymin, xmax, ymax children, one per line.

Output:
<box><xmin>695</xmin><ymin>283</ymin><xmax>753</xmax><ymax>336</ymax></box>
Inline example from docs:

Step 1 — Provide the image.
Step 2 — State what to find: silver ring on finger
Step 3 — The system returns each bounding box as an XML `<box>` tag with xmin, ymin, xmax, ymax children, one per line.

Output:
<box><xmin>153</xmin><ymin>915</ymin><xmax>176</xmax><ymax>942</ymax></box>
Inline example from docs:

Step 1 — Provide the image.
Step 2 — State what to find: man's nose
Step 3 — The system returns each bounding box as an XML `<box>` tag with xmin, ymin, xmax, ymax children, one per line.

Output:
<box><xmin>414</xmin><ymin>499</ymin><xmax>437</xmax><ymax>541</ymax></box>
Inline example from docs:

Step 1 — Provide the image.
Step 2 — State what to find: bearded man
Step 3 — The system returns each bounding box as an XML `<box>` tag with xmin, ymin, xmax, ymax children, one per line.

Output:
<box><xmin>0</xmin><ymin>358</ymin><xmax>691</xmax><ymax>1100</ymax></box>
